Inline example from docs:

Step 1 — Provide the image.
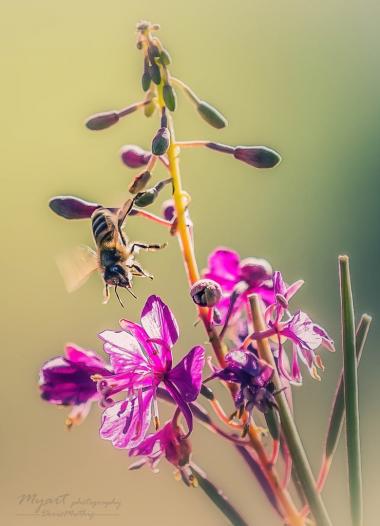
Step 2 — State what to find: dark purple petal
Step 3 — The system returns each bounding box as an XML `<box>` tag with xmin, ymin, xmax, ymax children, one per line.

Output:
<box><xmin>141</xmin><ymin>295</ymin><xmax>179</xmax><ymax>348</ymax></box>
<box><xmin>164</xmin><ymin>380</ymin><xmax>193</xmax><ymax>437</ymax></box>
<box><xmin>120</xmin><ymin>145</ymin><xmax>152</xmax><ymax>168</ymax></box>
<box><xmin>169</xmin><ymin>346</ymin><xmax>205</xmax><ymax>402</ymax></box>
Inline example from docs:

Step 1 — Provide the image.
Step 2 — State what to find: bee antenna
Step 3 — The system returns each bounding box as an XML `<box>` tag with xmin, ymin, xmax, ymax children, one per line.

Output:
<box><xmin>126</xmin><ymin>287</ymin><xmax>137</xmax><ymax>299</ymax></box>
<box><xmin>114</xmin><ymin>286</ymin><xmax>125</xmax><ymax>308</ymax></box>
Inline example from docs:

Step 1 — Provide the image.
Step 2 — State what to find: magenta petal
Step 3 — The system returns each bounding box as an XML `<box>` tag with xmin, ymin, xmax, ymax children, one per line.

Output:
<box><xmin>141</xmin><ymin>295</ymin><xmax>179</xmax><ymax>348</ymax></box>
<box><xmin>100</xmin><ymin>389</ymin><xmax>153</xmax><ymax>449</ymax></box>
<box><xmin>129</xmin><ymin>421</ymin><xmax>171</xmax><ymax>458</ymax></box>
<box><xmin>65</xmin><ymin>344</ymin><xmax>106</xmax><ymax>368</ymax></box>
<box><xmin>99</xmin><ymin>330</ymin><xmax>149</xmax><ymax>374</ymax></box>
<box><xmin>164</xmin><ymin>380</ymin><xmax>193</xmax><ymax>436</ymax></box>
<box><xmin>273</xmin><ymin>271</ymin><xmax>287</xmax><ymax>296</ymax></box>
<box><xmin>207</xmin><ymin>248</ymin><xmax>240</xmax><ymax>281</ymax></box>
<box><xmin>119</xmin><ymin>320</ymin><xmax>164</xmax><ymax>367</ymax></box>
<box><xmin>169</xmin><ymin>346</ymin><xmax>205</xmax><ymax>402</ymax></box>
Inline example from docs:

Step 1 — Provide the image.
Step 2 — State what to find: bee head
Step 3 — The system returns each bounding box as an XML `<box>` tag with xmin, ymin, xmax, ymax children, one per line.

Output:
<box><xmin>104</xmin><ymin>264</ymin><xmax>132</xmax><ymax>288</ymax></box>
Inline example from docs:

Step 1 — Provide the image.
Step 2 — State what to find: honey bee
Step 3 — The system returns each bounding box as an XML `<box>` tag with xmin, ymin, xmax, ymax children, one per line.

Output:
<box><xmin>50</xmin><ymin>196</ymin><xmax>166</xmax><ymax>305</ymax></box>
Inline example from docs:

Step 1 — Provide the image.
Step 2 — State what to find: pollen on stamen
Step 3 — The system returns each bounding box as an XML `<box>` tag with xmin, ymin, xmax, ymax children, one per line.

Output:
<box><xmin>91</xmin><ymin>374</ymin><xmax>103</xmax><ymax>382</ymax></box>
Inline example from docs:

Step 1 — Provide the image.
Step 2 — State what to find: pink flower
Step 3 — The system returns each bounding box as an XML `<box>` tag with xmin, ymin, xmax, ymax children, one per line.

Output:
<box><xmin>203</xmin><ymin>248</ymin><xmax>274</xmax><ymax>326</ymax></box>
<box><xmin>250</xmin><ymin>272</ymin><xmax>335</xmax><ymax>383</ymax></box>
<box><xmin>128</xmin><ymin>420</ymin><xmax>192</xmax><ymax>474</ymax></box>
<box><xmin>98</xmin><ymin>295</ymin><xmax>205</xmax><ymax>449</ymax></box>
<box><xmin>39</xmin><ymin>344</ymin><xmax>111</xmax><ymax>428</ymax></box>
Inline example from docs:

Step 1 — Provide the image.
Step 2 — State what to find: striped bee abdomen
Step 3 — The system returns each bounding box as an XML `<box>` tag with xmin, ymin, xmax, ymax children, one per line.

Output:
<box><xmin>91</xmin><ymin>209</ymin><xmax>115</xmax><ymax>246</ymax></box>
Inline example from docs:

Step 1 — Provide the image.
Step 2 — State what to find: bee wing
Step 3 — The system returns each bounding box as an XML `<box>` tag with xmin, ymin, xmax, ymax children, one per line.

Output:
<box><xmin>56</xmin><ymin>245</ymin><xmax>99</xmax><ymax>292</ymax></box>
<box><xmin>117</xmin><ymin>198</ymin><xmax>134</xmax><ymax>228</ymax></box>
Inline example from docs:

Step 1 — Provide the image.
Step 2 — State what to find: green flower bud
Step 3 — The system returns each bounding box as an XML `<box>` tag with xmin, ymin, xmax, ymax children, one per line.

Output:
<box><xmin>141</xmin><ymin>72</ymin><xmax>151</xmax><ymax>92</ymax></box>
<box><xmin>134</xmin><ymin>188</ymin><xmax>158</xmax><ymax>207</ymax></box>
<box><xmin>190</xmin><ymin>279</ymin><xmax>222</xmax><ymax>307</ymax></box>
<box><xmin>196</xmin><ymin>101</ymin><xmax>227</xmax><ymax>129</ymax></box>
<box><xmin>163</xmin><ymin>84</ymin><xmax>177</xmax><ymax>111</ymax></box>
<box><xmin>128</xmin><ymin>170</ymin><xmax>152</xmax><ymax>194</ymax></box>
<box><xmin>144</xmin><ymin>99</ymin><xmax>156</xmax><ymax>118</ymax></box>
<box><xmin>160</xmin><ymin>49</ymin><xmax>172</xmax><ymax>66</ymax></box>
<box><xmin>152</xmin><ymin>127</ymin><xmax>170</xmax><ymax>155</ymax></box>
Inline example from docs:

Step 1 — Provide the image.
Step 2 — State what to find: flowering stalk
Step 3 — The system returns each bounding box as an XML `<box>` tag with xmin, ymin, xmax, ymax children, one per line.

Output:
<box><xmin>248</xmin><ymin>294</ymin><xmax>332</xmax><ymax>526</ymax></box>
<box><xmin>339</xmin><ymin>256</ymin><xmax>363</xmax><ymax>526</ymax></box>
<box><xmin>166</xmin><ymin>94</ymin><xmax>304</xmax><ymax>526</ymax></box>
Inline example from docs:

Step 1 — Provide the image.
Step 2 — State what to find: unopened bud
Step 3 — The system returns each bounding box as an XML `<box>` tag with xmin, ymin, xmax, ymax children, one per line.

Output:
<box><xmin>85</xmin><ymin>111</ymin><xmax>119</xmax><ymax>131</ymax></box>
<box><xmin>149</xmin><ymin>63</ymin><xmax>161</xmax><ymax>85</ymax></box>
<box><xmin>152</xmin><ymin>127</ymin><xmax>170</xmax><ymax>155</ymax></box>
<box><xmin>144</xmin><ymin>98</ymin><xmax>156</xmax><ymax>118</ymax></box>
<box><xmin>161</xmin><ymin>199</ymin><xmax>175</xmax><ymax>221</ymax></box>
<box><xmin>196</xmin><ymin>101</ymin><xmax>228</xmax><ymax>129</ymax></box>
<box><xmin>233</xmin><ymin>146</ymin><xmax>281</xmax><ymax>169</ymax></box>
<box><xmin>120</xmin><ymin>145</ymin><xmax>151</xmax><ymax>168</ymax></box>
<box><xmin>49</xmin><ymin>196</ymin><xmax>100</xmax><ymax>220</ymax></box>
<box><xmin>163</xmin><ymin>84</ymin><xmax>177</xmax><ymax>111</ymax></box>
<box><xmin>160</xmin><ymin>49</ymin><xmax>171</xmax><ymax>66</ymax></box>
<box><xmin>133</xmin><ymin>188</ymin><xmax>158</xmax><ymax>208</ymax></box>
<box><xmin>142</xmin><ymin>58</ymin><xmax>151</xmax><ymax>92</ymax></box>
<box><xmin>190</xmin><ymin>279</ymin><xmax>222</xmax><ymax>307</ymax></box>
<box><xmin>128</xmin><ymin>171</ymin><xmax>152</xmax><ymax>194</ymax></box>
<box><xmin>240</xmin><ymin>258</ymin><xmax>273</xmax><ymax>287</ymax></box>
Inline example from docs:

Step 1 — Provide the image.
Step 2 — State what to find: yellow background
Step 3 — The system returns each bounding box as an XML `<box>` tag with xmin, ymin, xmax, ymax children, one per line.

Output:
<box><xmin>1</xmin><ymin>1</ymin><xmax>379</xmax><ymax>525</ymax></box>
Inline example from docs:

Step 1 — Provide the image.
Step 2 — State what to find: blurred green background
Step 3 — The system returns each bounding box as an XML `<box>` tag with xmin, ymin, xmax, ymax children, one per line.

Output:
<box><xmin>1</xmin><ymin>1</ymin><xmax>379</xmax><ymax>525</ymax></box>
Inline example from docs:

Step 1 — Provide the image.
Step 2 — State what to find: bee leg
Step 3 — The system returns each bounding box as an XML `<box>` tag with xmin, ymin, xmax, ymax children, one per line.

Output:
<box><xmin>130</xmin><ymin>263</ymin><xmax>154</xmax><ymax>280</ymax></box>
<box><xmin>103</xmin><ymin>284</ymin><xmax>110</xmax><ymax>304</ymax></box>
<box><xmin>130</xmin><ymin>242</ymin><xmax>167</xmax><ymax>254</ymax></box>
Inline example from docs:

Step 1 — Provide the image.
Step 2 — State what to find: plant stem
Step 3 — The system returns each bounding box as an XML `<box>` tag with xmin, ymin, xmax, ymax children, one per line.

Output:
<box><xmin>167</xmin><ymin>115</ymin><xmax>304</xmax><ymax>526</ymax></box>
<box><xmin>248</xmin><ymin>294</ymin><xmax>333</xmax><ymax>526</ymax></box>
<box><xmin>190</xmin><ymin>463</ymin><xmax>249</xmax><ymax>526</ymax></box>
<box><xmin>339</xmin><ymin>255</ymin><xmax>363</xmax><ymax>526</ymax></box>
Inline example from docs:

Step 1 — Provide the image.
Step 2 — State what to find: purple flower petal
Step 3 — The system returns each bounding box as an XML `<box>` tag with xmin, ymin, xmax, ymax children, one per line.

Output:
<box><xmin>169</xmin><ymin>346</ymin><xmax>205</xmax><ymax>402</ymax></box>
<box><xmin>99</xmin><ymin>329</ymin><xmax>150</xmax><ymax>375</ymax></box>
<box><xmin>141</xmin><ymin>295</ymin><xmax>179</xmax><ymax>348</ymax></box>
<box><xmin>100</xmin><ymin>389</ymin><xmax>153</xmax><ymax>449</ymax></box>
<box><xmin>163</xmin><ymin>380</ymin><xmax>193</xmax><ymax>437</ymax></box>
<box><xmin>65</xmin><ymin>344</ymin><xmax>106</xmax><ymax>368</ymax></box>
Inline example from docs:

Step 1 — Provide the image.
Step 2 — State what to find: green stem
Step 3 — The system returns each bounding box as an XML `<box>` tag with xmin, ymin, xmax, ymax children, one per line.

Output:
<box><xmin>190</xmin><ymin>463</ymin><xmax>249</xmax><ymax>526</ymax></box>
<box><xmin>325</xmin><ymin>314</ymin><xmax>371</xmax><ymax>461</ymax></box>
<box><xmin>248</xmin><ymin>294</ymin><xmax>332</xmax><ymax>526</ymax></box>
<box><xmin>339</xmin><ymin>255</ymin><xmax>363</xmax><ymax>526</ymax></box>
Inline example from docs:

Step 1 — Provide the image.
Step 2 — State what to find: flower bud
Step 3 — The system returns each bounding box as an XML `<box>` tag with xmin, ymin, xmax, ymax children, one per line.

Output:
<box><xmin>49</xmin><ymin>196</ymin><xmax>100</xmax><ymax>219</ymax></box>
<box><xmin>149</xmin><ymin>63</ymin><xmax>161</xmax><ymax>85</ymax></box>
<box><xmin>190</xmin><ymin>279</ymin><xmax>222</xmax><ymax>307</ymax></box>
<box><xmin>120</xmin><ymin>145</ymin><xmax>151</xmax><ymax>168</ymax></box>
<box><xmin>159</xmin><ymin>49</ymin><xmax>171</xmax><ymax>66</ymax></box>
<box><xmin>196</xmin><ymin>101</ymin><xmax>228</xmax><ymax>129</ymax></box>
<box><xmin>163</xmin><ymin>84</ymin><xmax>177</xmax><ymax>111</ymax></box>
<box><xmin>152</xmin><ymin>127</ymin><xmax>170</xmax><ymax>155</ymax></box>
<box><xmin>233</xmin><ymin>146</ymin><xmax>281</xmax><ymax>168</ymax></box>
<box><xmin>133</xmin><ymin>188</ymin><xmax>158</xmax><ymax>207</ymax></box>
<box><xmin>128</xmin><ymin>170</ymin><xmax>152</xmax><ymax>194</ymax></box>
<box><xmin>240</xmin><ymin>258</ymin><xmax>273</xmax><ymax>287</ymax></box>
<box><xmin>144</xmin><ymin>98</ymin><xmax>156</xmax><ymax>118</ymax></box>
<box><xmin>85</xmin><ymin>111</ymin><xmax>119</xmax><ymax>131</ymax></box>
<box><xmin>161</xmin><ymin>199</ymin><xmax>175</xmax><ymax>221</ymax></box>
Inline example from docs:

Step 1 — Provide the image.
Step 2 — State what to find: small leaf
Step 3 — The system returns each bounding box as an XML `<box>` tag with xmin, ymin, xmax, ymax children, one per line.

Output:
<box><xmin>163</xmin><ymin>84</ymin><xmax>177</xmax><ymax>111</ymax></box>
<box><xmin>196</xmin><ymin>101</ymin><xmax>228</xmax><ymax>129</ymax></box>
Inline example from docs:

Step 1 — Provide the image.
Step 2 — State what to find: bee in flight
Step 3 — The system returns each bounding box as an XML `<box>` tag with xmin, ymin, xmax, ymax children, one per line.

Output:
<box><xmin>49</xmin><ymin>195</ymin><xmax>167</xmax><ymax>305</ymax></box>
